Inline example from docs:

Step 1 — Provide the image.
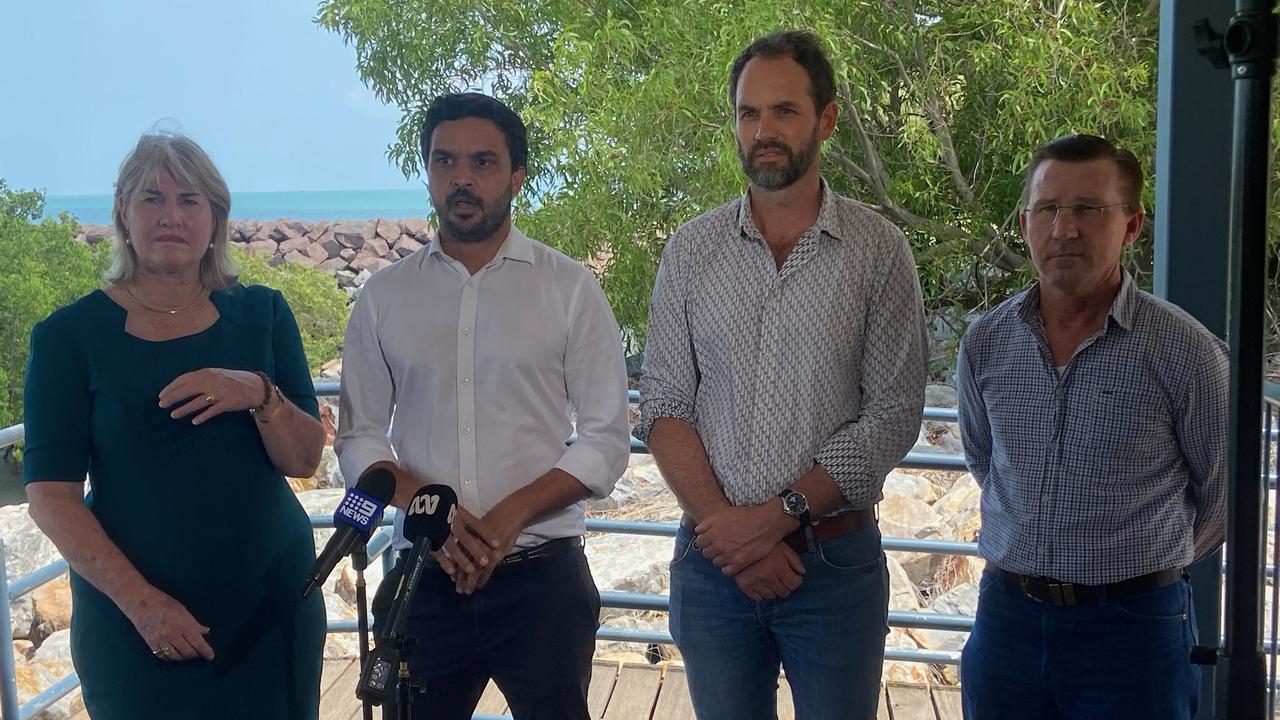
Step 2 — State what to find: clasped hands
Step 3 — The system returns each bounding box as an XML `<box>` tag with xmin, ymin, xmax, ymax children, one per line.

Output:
<box><xmin>695</xmin><ymin>504</ymin><xmax>805</xmax><ymax>601</ymax></box>
<box><xmin>432</xmin><ymin>500</ymin><xmax>528</xmax><ymax>595</ymax></box>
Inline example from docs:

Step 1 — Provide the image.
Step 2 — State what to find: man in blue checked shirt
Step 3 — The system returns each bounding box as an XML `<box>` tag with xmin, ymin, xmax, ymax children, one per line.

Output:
<box><xmin>957</xmin><ymin>134</ymin><xmax>1228</xmax><ymax>720</ymax></box>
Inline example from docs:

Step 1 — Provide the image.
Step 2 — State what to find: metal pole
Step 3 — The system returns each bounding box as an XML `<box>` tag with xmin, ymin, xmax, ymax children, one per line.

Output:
<box><xmin>1218</xmin><ymin>2</ymin><xmax>1276</xmax><ymax>717</ymax></box>
<box><xmin>0</xmin><ymin>540</ymin><xmax>20</xmax><ymax>720</ymax></box>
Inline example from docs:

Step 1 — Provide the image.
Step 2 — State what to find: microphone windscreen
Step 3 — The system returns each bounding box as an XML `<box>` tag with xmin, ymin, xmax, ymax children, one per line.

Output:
<box><xmin>403</xmin><ymin>484</ymin><xmax>458</xmax><ymax>551</ymax></box>
<box><xmin>334</xmin><ymin>466</ymin><xmax>397</xmax><ymax>534</ymax></box>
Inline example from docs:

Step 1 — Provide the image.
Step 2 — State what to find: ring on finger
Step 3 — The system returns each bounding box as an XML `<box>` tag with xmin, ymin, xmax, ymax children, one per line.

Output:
<box><xmin>205</xmin><ymin>394</ymin><xmax>215</xmax><ymax>404</ymax></box>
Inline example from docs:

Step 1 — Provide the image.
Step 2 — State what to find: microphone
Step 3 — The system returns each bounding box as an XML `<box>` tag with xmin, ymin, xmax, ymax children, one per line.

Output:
<box><xmin>301</xmin><ymin>466</ymin><xmax>397</xmax><ymax>599</ymax></box>
<box><xmin>357</xmin><ymin>484</ymin><xmax>457</xmax><ymax>705</ymax></box>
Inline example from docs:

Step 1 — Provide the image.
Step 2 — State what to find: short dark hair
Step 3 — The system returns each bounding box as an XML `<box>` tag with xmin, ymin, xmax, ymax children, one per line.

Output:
<box><xmin>1022</xmin><ymin>134</ymin><xmax>1143</xmax><ymax>209</ymax></box>
<box><xmin>728</xmin><ymin>30</ymin><xmax>836</xmax><ymax>113</ymax></box>
<box><xmin>420</xmin><ymin>93</ymin><xmax>528</xmax><ymax>171</ymax></box>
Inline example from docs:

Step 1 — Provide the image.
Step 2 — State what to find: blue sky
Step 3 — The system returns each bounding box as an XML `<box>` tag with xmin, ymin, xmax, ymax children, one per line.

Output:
<box><xmin>0</xmin><ymin>0</ymin><xmax>420</xmax><ymax>196</ymax></box>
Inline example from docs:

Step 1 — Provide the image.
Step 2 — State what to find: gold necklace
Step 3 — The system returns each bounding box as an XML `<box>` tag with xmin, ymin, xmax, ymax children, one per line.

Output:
<box><xmin>123</xmin><ymin>284</ymin><xmax>207</xmax><ymax>315</ymax></box>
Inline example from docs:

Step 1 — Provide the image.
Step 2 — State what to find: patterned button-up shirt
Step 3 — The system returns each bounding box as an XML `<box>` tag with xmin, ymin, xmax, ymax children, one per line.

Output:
<box><xmin>636</xmin><ymin>182</ymin><xmax>927</xmax><ymax>509</ymax></box>
<box><xmin>956</xmin><ymin>273</ymin><xmax>1228</xmax><ymax>584</ymax></box>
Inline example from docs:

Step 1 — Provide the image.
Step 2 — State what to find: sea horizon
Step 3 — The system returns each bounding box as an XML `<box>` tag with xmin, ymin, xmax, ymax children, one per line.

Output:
<box><xmin>43</xmin><ymin>188</ymin><xmax>434</xmax><ymax>226</ymax></box>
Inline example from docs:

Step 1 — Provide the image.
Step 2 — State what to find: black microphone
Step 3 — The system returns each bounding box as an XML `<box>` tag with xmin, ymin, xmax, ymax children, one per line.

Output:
<box><xmin>356</xmin><ymin>484</ymin><xmax>457</xmax><ymax>705</ymax></box>
<box><xmin>301</xmin><ymin>467</ymin><xmax>397</xmax><ymax>598</ymax></box>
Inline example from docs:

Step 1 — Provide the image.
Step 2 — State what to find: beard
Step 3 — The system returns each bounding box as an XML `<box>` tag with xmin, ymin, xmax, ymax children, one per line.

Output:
<box><xmin>738</xmin><ymin>129</ymin><xmax>820</xmax><ymax>190</ymax></box>
<box><xmin>437</xmin><ymin>187</ymin><xmax>513</xmax><ymax>243</ymax></box>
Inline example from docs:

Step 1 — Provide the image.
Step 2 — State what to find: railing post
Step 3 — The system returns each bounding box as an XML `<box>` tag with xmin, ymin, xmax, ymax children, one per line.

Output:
<box><xmin>0</xmin><ymin>539</ymin><xmax>20</xmax><ymax>720</ymax></box>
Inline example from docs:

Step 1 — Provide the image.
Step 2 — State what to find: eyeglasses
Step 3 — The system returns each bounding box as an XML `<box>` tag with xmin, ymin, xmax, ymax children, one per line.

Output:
<box><xmin>1023</xmin><ymin>203</ymin><xmax>1131</xmax><ymax>225</ymax></box>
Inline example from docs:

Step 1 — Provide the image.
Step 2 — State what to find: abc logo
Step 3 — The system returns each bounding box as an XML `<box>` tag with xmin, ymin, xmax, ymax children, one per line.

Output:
<box><xmin>408</xmin><ymin>493</ymin><xmax>457</xmax><ymax>524</ymax></box>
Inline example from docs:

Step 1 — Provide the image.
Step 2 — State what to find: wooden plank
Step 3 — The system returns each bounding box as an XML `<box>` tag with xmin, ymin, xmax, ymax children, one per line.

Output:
<box><xmin>588</xmin><ymin>660</ymin><xmax>621</xmax><ymax>718</ymax></box>
<box><xmin>877</xmin><ymin>684</ymin><xmax>891</xmax><ymax>720</ymax></box>
<box><xmin>475</xmin><ymin>679</ymin><xmax>508</xmax><ymax>714</ymax></box>
<box><xmin>931</xmin><ymin>686</ymin><xmax>963</xmax><ymax>720</ymax></box>
<box><xmin>776</xmin><ymin>674</ymin><xmax>795</xmax><ymax>720</ymax></box>
<box><xmin>601</xmin><ymin>664</ymin><xmax>662</xmax><ymax>720</ymax></box>
<box><xmin>651</xmin><ymin>665</ymin><xmax>696</xmax><ymax>720</ymax></box>
<box><xmin>886</xmin><ymin>681</ymin><xmax>936</xmax><ymax>720</ymax></box>
<box><xmin>318</xmin><ymin>659</ymin><xmax>363</xmax><ymax>719</ymax></box>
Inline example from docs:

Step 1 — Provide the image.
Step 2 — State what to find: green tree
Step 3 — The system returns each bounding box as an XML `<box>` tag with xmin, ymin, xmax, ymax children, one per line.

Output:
<box><xmin>235</xmin><ymin>250</ymin><xmax>351</xmax><ymax>372</ymax></box>
<box><xmin>317</xmin><ymin>0</ymin><xmax>1160</xmax><ymax>366</ymax></box>
<box><xmin>0</xmin><ymin>180</ymin><xmax>107</xmax><ymax>430</ymax></box>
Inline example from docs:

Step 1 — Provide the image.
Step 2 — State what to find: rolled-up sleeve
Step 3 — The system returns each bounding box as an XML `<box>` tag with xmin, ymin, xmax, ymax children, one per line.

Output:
<box><xmin>1180</xmin><ymin>337</ymin><xmax>1229</xmax><ymax>560</ymax></box>
<box><xmin>334</xmin><ymin>285</ymin><xmax>399</xmax><ymax>488</ymax></box>
<box><xmin>956</xmin><ymin>332</ymin><xmax>992</xmax><ymax>486</ymax></box>
<box><xmin>554</xmin><ymin>271</ymin><xmax>631</xmax><ymax>498</ymax></box>
<box><xmin>813</xmin><ymin>231</ymin><xmax>927</xmax><ymax>506</ymax></box>
<box><xmin>635</xmin><ymin>234</ymin><xmax>699</xmax><ymax>443</ymax></box>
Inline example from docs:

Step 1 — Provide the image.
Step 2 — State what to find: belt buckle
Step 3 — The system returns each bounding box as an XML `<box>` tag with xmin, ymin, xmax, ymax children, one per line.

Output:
<box><xmin>1045</xmin><ymin>581</ymin><xmax>1075</xmax><ymax>606</ymax></box>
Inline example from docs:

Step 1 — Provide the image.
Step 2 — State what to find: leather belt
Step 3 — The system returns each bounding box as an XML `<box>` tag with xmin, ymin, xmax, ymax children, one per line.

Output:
<box><xmin>400</xmin><ymin>536</ymin><xmax>583</xmax><ymax>572</ymax></box>
<box><xmin>995</xmin><ymin>566</ymin><xmax>1184</xmax><ymax>606</ymax></box>
<box><xmin>679</xmin><ymin>508</ymin><xmax>875</xmax><ymax>554</ymax></box>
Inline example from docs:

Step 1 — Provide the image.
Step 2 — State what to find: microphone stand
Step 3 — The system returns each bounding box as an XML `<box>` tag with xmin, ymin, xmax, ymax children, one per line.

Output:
<box><xmin>351</xmin><ymin>542</ymin><xmax>374</xmax><ymax>720</ymax></box>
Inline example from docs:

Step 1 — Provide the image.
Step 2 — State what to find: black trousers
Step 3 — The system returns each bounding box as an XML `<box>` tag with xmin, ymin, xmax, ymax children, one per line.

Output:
<box><xmin>369</xmin><ymin>545</ymin><xmax>601</xmax><ymax>720</ymax></box>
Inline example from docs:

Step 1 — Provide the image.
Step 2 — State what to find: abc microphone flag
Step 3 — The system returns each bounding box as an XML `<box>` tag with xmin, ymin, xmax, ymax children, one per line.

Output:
<box><xmin>356</xmin><ymin>484</ymin><xmax>457</xmax><ymax>705</ymax></box>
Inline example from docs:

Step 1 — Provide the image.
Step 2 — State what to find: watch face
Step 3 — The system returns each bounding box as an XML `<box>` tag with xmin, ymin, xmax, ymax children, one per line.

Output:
<box><xmin>783</xmin><ymin>492</ymin><xmax>808</xmax><ymax>515</ymax></box>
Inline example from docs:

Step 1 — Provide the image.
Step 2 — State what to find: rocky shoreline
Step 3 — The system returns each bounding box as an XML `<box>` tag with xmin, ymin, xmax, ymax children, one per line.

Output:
<box><xmin>78</xmin><ymin>218</ymin><xmax>436</xmax><ymax>296</ymax></box>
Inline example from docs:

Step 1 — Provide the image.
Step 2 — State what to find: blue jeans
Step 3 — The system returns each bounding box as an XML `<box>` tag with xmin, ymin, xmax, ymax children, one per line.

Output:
<box><xmin>961</xmin><ymin>569</ymin><xmax>1199</xmax><ymax>720</ymax></box>
<box><xmin>669</xmin><ymin>523</ymin><xmax>889</xmax><ymax>720</ymax></box>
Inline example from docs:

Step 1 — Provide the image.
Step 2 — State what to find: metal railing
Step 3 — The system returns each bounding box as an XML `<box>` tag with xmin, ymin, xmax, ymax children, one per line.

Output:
<box><xmin>0</xmin><ymin>383</ymin><xmax>977</xmax><ymax>719</ymax></box>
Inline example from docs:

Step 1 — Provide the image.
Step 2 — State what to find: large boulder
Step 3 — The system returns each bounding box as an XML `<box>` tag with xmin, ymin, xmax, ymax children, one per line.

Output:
<box><xmin>31</xmin><ymin>576</ymin><xmax>73</xmax><ymax>635</ymax></box>
<box><xmin>932</xmin><ymin>474</ymin><xmax>981</xmax><ymax>542</ymax></box>
<box><xmin>882</xmin><ymin>471</ymin><xmax>939</xmax><ymax>505</ymax></box>
<box><xmin>878</xmin><ymin>495</ymin><xmax>943</xmax><ymax>541</ymax></box>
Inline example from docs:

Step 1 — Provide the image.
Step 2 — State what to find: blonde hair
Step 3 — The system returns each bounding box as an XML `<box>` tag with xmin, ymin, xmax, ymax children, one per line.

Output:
<box><xmin>107</xmin><ymin>131</ymin><xmax>239</xmax><ymax>289</ymax></box>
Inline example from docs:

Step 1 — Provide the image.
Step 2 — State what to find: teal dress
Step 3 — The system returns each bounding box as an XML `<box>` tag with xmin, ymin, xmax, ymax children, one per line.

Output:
<box><xmin>22</xmin><ymin>285</ymin><xmax>326</xmax><ymax>719</ymax></box>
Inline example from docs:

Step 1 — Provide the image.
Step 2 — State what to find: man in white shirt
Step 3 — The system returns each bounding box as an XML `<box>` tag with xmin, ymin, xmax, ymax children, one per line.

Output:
<box><xmin>335</xmin><ymin>92</ymin><xmax>631</xmax><ymax>720</ymax></box>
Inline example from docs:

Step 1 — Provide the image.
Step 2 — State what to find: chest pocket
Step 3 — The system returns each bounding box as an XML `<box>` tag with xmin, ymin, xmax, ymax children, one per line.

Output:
<box><xmin>1082</xmin><ymin>385</ymin><xmax>1174</xmax><ymax>466</ymax></box>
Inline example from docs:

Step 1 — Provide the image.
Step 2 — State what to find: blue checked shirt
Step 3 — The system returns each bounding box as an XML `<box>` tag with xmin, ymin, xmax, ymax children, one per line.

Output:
<box><xmin>956</xmin><ymin>273</ymin><xmax>1228</xmax><ymax>584</ymax></box>
<box><xmin>636</xmin><ymin>182</ymin><xmax>927</xmax><ymax>509</ymax></box>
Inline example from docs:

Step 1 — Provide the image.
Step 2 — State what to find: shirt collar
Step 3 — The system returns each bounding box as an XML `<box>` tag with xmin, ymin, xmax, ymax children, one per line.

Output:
<box><xmin>426</xmin><ymin>225</ymin><xmax>536</xmax><ymax>266</ymax></box>
<box><xmin>1016</xmin><ymin>268</ymin><xmax>1137</xmax><ymax>332</ymax></box>
<box><xmin>736</xmin><ymin>178</ymin><xmax>843</xmax><ymax>243</ymax></box>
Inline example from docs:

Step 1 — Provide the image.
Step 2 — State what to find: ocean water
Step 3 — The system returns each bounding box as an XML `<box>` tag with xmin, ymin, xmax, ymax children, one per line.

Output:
<box><xmin>43</xmin><ymin>189</ymin><xmax>434</xmax><ymax>226</ymax></box>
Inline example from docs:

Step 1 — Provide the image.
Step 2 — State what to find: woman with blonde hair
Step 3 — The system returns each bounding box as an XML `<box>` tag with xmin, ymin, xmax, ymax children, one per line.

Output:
<box><xmin>22</xmin><ymin>131</ymin><xmax>326</xmax><ymax>718</ymax></box>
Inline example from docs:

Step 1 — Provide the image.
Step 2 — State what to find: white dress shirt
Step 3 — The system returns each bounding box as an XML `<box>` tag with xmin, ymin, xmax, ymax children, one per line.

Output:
<box><xmin>335</xmin><ymin>226</ymin><xmax>631</xmax><ymax>551</ymax></box>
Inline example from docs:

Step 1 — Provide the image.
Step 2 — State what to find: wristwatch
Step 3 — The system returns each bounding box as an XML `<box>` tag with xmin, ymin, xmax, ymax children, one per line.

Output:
<box><xmin>778</xmin><ymin>489</ymin><xmax>811</xmax><ymax>527</ymax></box>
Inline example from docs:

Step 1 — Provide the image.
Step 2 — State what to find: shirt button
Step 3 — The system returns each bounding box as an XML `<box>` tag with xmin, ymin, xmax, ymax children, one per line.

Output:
<box><xmin>463</xmin><ymin>327</ymin><xmax>471</xmax><ymax>335</ymax></box>
<box><xmin>463</xmin><ymin>427</ymin><xmax>472</xmax><ymax>435</ymax></box>
<box><xmin>463</xmin><ymin>377</ymin><xmax>471</xmax><ymax>385</ymax></box>
<box><xmin>465</xmin><ymin>480</ymin><xmax>472</xmax><ymax>485</ymax></box>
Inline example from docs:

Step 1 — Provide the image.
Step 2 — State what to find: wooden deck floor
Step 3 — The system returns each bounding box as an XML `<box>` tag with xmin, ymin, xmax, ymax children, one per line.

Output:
<box><xmin>314</xmin><ymin>659</ymin><xmax>963</xmax><ymax>720</ymax></box>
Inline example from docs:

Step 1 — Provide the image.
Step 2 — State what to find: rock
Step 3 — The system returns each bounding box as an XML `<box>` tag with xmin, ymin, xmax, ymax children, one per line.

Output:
<box><xmin>311</xmin><ymin>446</ymin><xmax>346</xmax><ymax>490</ymax></box>
<box><xmin>309</xmin><ymin>221</ymin><xmax>332</xmax><ymax>240</ymax></box>
<box><xmin>319</xmin><ymin>358</ymin><xmax>343</xmax><ymax>378</ymax></box>
<box><xmin>0</xmin><ymin>504</ymin><xmax>62</xmax><ymax>578</ymax></box>
<box><xmin>878</xmin><ymin>494</ymin><xmax>943</xmax><ymax>540</ymax></box>
<box><xmin>375</xmin><ymin>218</ymin><xmax>400</xmax><ymax>242</ymax></box>
<box><xmin>321</xmin><ymin>592</ymin><xmax>361</xmax><ymax>659</ymax></box>
<box><xmin>302</xmin><ymin>242</ymin><xmax>330</xmax><ymax>262</ymax></box>
<box><xmin>283</xmin><ymin>250</ymin><xmax>319</xmax><ymax>267</ymax></box>
<box><xmin>321</xmin><ymin>238</ymin><xmax>343</xmax><ymax>258</ymax></box>
<box><xmin>277</xmin><ymin>236</ymin><xmax>311</xmax><ymax>255</ymax></box>
<box><xmin>396</xmin><ymin>237</ymin><xmax>425</xmax><ymax>257</ymax></box>
<box><xmin>13</xmin><ymin>639</ymin><xmax>33</xmax><ymax>659</ymax></box>
<box><xmin>365</xmin><ymin>234</ymin><xmax>391</xmax><ymax>257</ymax></box>
<box><xmin>10</xmin><ymin>595</ymin><xmax>33</xmax><ymax>640</ymax></box>
<box><xmin>253</xmin><ymin>222</ymin><xmax>278</xmax><ymax>242</ymax></box>
<box><xmin>886</xmin><ymin>555</ymin><xmax>921</xmax><ymax>611</ymax></box>
<box><xmin>882</xmin><ymin>471</ymin><xmax>939</xmax><ymax>505</ymax></box>
<box><xmin>401</xmin><ymin>218</ymin><xmax>430</xmax><ymax>238</ymax></box>
<box><xmin>333</xmin><ymin>222</ymin><xmax>367</xmax><ymax>249</ymax></box>
<box><xmin>31</xmin><ymin>576</ymin><xmax>72</xmax><ymax>634</ymax></box>
<box><xmin>906</xmin><ymin>582</ymin><xmax>979</xmax><ymax>666</ymax></box>
<box><xmin>354</xmin><ymin>269</ymin><xmax>374</xmax><ymax>286</ymax></box>
<box><xmin>318</xmin><ymin>257</ymin><xmax>349</xmax><ymax>273</ymax></box>
<box><xmin>932</xmin><ymin>474</ymin><xmax>981</xmax><ymax>542</ymax></box>
<box><xmin>360</xmin><ymin>221</ymin><xmax>379</xmax><ymax>244</ymax></box>
<box><xmin>585</xmin><ymin>533</ymin><xmax>671</xmax><ymax>595</ymax></box>
<box><xmin>339</xmin><ymin>247</ymin><xmax>357</xmax><ymax>262</ymax></box>
<box><xmin>925</xmin><ymin>384</ymin><xmax>958</xmax><ymax>408</ymax></box>
<box><xmin>594</xmin><ymin>612</ymin><xmax>672</xmax><ymax>660</ymax></box>
<box><xmin>31</xmin><ymin>629</ymin><xmax>73</xmax><ymax>663</ymax></box>
<box><xmin>336</xmin><ymin>270</ymin><xmax>359</xmax><ymax>288</ymax></box>
<box><xmin>351</xmin><ymin>253</ymin><xmax>392</xmax><ymax>273</ymax></box>
<box><xmin>887</xmin><ymin>550</ymin><xmax>940</xmax><ymax>588</ymax></box>
<box><xmin>244</xmin><ymin>239</ymin><xmax>278</xmax><ymax>256</ymax></box>
<box><xmin>271</xmin><ymin>222</ymin><xmax>303</xmax><ymax>241</ymax></box>
<box><xmin>590</xmin><ymin>457</ymin><xmax>668</xmax><ymax>511</ymax></box>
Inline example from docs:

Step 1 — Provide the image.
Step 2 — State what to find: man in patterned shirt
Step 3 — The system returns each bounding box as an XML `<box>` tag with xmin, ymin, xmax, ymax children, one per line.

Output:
<box><xmin>636</xmin><ymin>30</ymin><xmax>927</xmax><ymax>719</ymax></box>
<box><xmin>957</xmin><ymin>134</ymin><xmax>1228</xmax><ymax>720</ymax></box>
